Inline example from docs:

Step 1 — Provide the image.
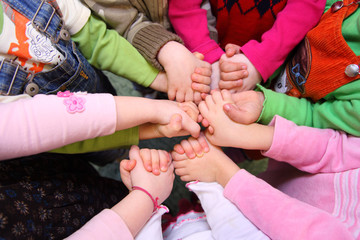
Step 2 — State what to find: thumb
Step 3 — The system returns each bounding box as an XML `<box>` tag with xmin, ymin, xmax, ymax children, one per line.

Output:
<box><xmin>164</xmin><ymin>114</ymin><xmax>182</xmax><ymax>137</ymax></box>
<box><xmin>120</xmin><ymin>159</ymin><xmax>136</xmax><ymax>190</ymax></box>
<box><xmin>224</xmin><ymin>43</ymin><xmax>240</xmax><ymax>57</ymax></box>
<box><xmin>223</xmin><ymin>103</ymin><xmax>247</xmax><ymax>124</ymax></box>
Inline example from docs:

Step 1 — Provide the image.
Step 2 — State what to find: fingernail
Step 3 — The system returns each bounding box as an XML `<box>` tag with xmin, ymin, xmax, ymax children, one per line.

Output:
<box><xmin>224</xmin><ymin>104</ymin><xmax>230</xmax><ymax>111</ymax></box>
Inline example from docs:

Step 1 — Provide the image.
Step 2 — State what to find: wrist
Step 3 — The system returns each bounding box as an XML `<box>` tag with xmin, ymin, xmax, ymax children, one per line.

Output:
<box><xmin>149</xmin><ymin>72</ymin><xmax>168</xmax><ymax>92</ymax></box>
<box><xmin>132</xmin><ymin>186</ymin><xmax>160</xmax><ymax>212</ymax></box>
<box><xmin>139</xmin><ymin>123</ymin><xmax>163</xmax><ymax>140</ymax></box>
<box><xmin>216</xmin><ymin>160</ymin><xmax>240</xmax><ymax>188</ymax></box>
<box><xmin>157</xmin><ymin>41</ymin><xmax>182</xmax><ymax>68</ymax></box>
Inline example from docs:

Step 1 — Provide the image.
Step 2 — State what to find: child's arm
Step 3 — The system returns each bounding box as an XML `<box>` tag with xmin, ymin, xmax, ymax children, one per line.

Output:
<box><xmin>172</xmin><ymin>136</ymin><xmax>354</xmax><ymax>240</ymax></box>
<box><xmin>72</xmin><ymin>14</ymin><xmax>160</xmax><ymax>90</ymax></box>
<box><xmin>114</xmin><ymin>145</ymin><xmax>174</xmax><ymax>236</ymax></box>
<box><xmin>263</xmin><ymin>115</ymin><xmax>360</xmax><ymax>173</ymax></box>
<box><xmin>0</xmin><ymin>93</ymin><xmax>200</xmax><ymax>160</ymax></box>
<box><xmin>257</xmin><ymin>84</ymin><xmax>360</xmax><ymax>137</ymax></box>
<box><xmin>224</xmin><ymin>169</ymin><xmax>354</xmax><ymax>239</ymax></box>
<box><xmin>240</xmin><ymin>0</ymin><xmax>327</xmax><ymax>82</ymax></box>
<box><xmin>52</xmin><ymin>100</ymin><xmax>200</xmax><ymax>156</ymax></box>
<box><xmin>168</xmin><ymin>0</ymin><xmax>224</xmax><ymax>64</ymax></box>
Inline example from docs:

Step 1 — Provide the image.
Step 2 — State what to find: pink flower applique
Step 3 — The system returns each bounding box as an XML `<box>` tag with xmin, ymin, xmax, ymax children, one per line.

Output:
<box><xmin>63</xmin><ymin>95</ymin><xmax>86</xmax><ymax>113</ymax></box>
<box><xmin>57</xmin><ymin>90</ymin><xmax>73</xmax><ymax>98</ymax></box>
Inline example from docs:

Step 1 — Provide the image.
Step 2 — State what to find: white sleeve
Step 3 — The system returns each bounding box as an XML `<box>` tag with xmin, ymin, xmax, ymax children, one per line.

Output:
<box><xmin>56</xmin><ymin>0</ymin><xmax>91</xmax><ymax>35</ymax></box>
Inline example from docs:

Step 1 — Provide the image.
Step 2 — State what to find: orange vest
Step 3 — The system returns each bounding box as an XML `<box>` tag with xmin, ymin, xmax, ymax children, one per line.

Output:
<box><xmin>283</xmin><ymin>0</ymin><xmax>360</xmax><ymax>102</ymax></box>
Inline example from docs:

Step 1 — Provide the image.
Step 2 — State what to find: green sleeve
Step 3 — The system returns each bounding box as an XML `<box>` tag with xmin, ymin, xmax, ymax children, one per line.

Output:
<box><xmin>72</xmin><ymin>14</ymin><xmax>159</xmax><ymax>87</ymax></box>
<box><xmin>50</xmin><ymin>127</ymin><xmax>139</xmax><ymax>154</ymax></box>
<box><xmin>258</xmin><ymin>81</ymin><xmax>360</xmax><ymax>137</ymax></box>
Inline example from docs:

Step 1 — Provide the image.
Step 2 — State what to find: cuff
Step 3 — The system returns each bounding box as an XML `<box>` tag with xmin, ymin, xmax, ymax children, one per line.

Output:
<box><xmin>132</xmin><ymin>24</ymin><xmax>184</xmax><ymax>71</ymax></box>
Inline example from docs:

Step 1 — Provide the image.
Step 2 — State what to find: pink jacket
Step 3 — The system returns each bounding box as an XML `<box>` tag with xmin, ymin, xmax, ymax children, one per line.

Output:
<box><xmin>0</xmin><ymin>93</ymin><xmax>116</xmax><ymax>160</ymax></box>
<box><xmin>168</xmin><ymin>0</ymin><xmax>326</xmax><ymax>81</ymax></box>
<box><xmin>224</xmin><ymin>116</ymin><xmax>359</xmax><ymax>239</ymax></box>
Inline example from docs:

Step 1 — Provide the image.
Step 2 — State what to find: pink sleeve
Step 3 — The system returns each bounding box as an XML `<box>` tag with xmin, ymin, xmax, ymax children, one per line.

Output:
<box><xmin>65</xmin><ymin>209</ymin><xmax>133</xmax><ymax>240</ymax></box>
<box><xmin>262</xmin><ymin>116</ymin><xmax>360</xmax><ymax>173</ymax></box>
<box><xmin>241</xmin><ymin>0</ymin><xmax>326</xmax><ymax>81</ymax></box>
<box><xmin>223</xmin><ymin>170</ymin><xmax>354</xmax><ymax>239</ymax></box>
<box><xmin>0</xmin><ymin>93</ymin><xmax>116</xmax><ymax>160</ymax></box>
<box><xmin>168</xmin><ymin>0</ymin><xmax>224</xmax><ymax>63</ymax></box>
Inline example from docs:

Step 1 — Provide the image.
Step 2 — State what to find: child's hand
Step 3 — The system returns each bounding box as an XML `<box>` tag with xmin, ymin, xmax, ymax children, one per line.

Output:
<box><xmin>191</xmin><ymin>52</ymin><xmax>212</xmax><ymax>103</ymax></box>
<box><xmin>219</xmin><ymin>53</ymin><xmax>259</xmax><ymax>92</ymax></box>
<box><xmin>154</xmin><ymin>100</ymin><xmax>201</xmax><ymax>138</ymax></box>
<box><xmin>223</xmin><ymin>90</ymin><xmax>265</xmax><ymax>124</ymax></box>
<box><xmin>199</xmin><ymin>90</ymin><xmax>247</xmax><ymax>147</ymax></box>
<box><xmin>157</xmin><ymin>41</ymin><xmax>211</xmax><ymax>103</ymax></box>
<box><xmin>200</xmin><ymin>90</ymin><xmax>272</xmax><ymax>150</ymax></box>
<box><xmin>122</xmin><ymin>145</ymin><xmax>175</xmax><ymax>204</ymax></box>
<box><xmin>218</xmin><ymin>53</ymin><xmax>249</xmax><ymax>90</ymax></box>
<box><xmin>139</xmin><ymin>147</ymin><xmax>171</xmax><ymax>176</ymax></box>
<box><xmin>172</xmin><ymin>136</ymin><xmax>239</xmax><ymax>186</ymax></box>
<box><xmin>173</xmin><ymin>132</ymin><xmax>209</xmax><ymax>159</ymax></box>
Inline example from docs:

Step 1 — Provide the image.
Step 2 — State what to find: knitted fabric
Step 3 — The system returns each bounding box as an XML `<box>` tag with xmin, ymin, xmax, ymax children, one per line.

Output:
<box><xmin>209</xmin><ymin>0</ymin><xmax>287</xmax><ymax>48</ymax></box>
<box><xmin>132</xmin><ymin>24</ymin><xmax>184</xmax><ymax>71</ymax></box>
<box><xmin>285</xmin><ymin>0</ymin><xmax>360</xmax><ymax>101</ymax></box>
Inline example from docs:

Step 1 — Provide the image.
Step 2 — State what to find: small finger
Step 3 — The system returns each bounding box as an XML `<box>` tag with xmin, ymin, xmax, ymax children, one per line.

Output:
<box><xmin>173</xmin><ymin>143</ymin><xmax>185</xmax><ymax>155</ymax></box>
<box><xmin>159</xmin><ymin>150</ymin><xmax>170</xmax><ymax>172</ymax></box>
<box><xmin>180</xmin><ymin>139</ymin><xmax>196</xmax><ymax>159</ymax></box>
<box><xmin>208</xmin><ymin>126</ymin><xmax>214</xmax><ymax>134</ymax></box>
<box><xmin>218</xmin><ymin>79</ymin><xmax>243</xmax><ymax>90</ymax></box>
<box><xmin>192</xmin><ymin>72</ymin><xmax>211</xmax><ymax>84</ymax></box>
<box><xmin>201</xmin><ymin>118</ymin><xmax>210</xmax><ymax>127</ymax></box>
<box><xmin>171</xmin><ymin>151</ymin><xmax>188</xmax><ymax>162</ymax></box>
<box><xmin>192</xmin><ymin>82</ymin><xmax>211</xmax><ymax>93</ymax></box>
<box><xmin>175</xmin><ymin>90</ymin><xmax>185</xmax><ymax>103</ymax></box>
<box><xmin>188</xmin><ymin>137</ymin><xmax>205</xmax><ymax>157</ymax></box>
<box><xmin>150</xmin><ymin>149</ymin><xmax>160</xmax><ymax>175</ymax></box>
<box><xmin>167</xmin><ymin>88</ymin><xmax>176</xmax><ymax>101</ymax></box>
<box><xmin>140</xmin><ymin>148</ymin><xmax>153</xmax><ymax>172</ymax></box>
<box><xmin>194</xmin><ymin>67</ymin><xmax>212</xmax><ymax>78</ymax></box>
<box><xmin>197</xmin><ymin>133</ymin><xmax>210</xmax><ymax>152</ymax></box>
<box><xmin>210</xmin><ymin>89</ymin><xmax>223</xmax><ymax>104</ymax></box>
<box><xmin>185</xmin><ymin>89</ymin><xmax>194</xmax><ymax>102</ymax></box>
<box><xmin>221</xmin><ymin>89</ymin><xmax>233</xmax><ymax>102</ymax></box>
<box><xmin>220</xmin><ymin>61</ymin><xmax>247</xmax><ymax>73</ymax></box>
<box><xmin>194</xmin><ymin>91</ymin><xmax>202</xmax><ymax>105</ymax></box>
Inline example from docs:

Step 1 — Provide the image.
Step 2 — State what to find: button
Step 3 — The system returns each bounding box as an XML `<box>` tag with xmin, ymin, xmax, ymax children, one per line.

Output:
<box><xmin>331</xmin><ymin>1</ymin><xmax>344</xmax><ymax>12</ymax></box>
<box><xmin>60</xmin><ymin>28</ymin><xmax>70</xmax><ymax>41</ymax></box>
<box><xmin>25</xmin><ymin>83</ymin><xmax>39</xmax><ymax>96</ymax></box>
<box><xmin>345</xmin><ymin>64</ymin><xmax>360</xmax><ymax>78</ymax></box>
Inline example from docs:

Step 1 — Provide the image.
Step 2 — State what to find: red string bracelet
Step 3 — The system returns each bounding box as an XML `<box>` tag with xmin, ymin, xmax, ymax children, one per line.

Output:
<box><xmin>132</xmin><ymin>186</ymin><xmax>160</xmax><ymax>212</ymax></box>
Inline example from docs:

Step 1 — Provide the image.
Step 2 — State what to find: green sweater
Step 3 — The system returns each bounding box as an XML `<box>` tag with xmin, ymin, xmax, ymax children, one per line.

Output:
<box><xmin>258</xmin><ymin>0</ymin><xmax>360</xmax><ymax>136</ymax></box>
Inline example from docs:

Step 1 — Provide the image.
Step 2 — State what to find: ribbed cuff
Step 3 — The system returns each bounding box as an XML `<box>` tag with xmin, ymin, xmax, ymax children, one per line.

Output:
<box><xmin>132</xmin><ymin>24</ymin><xmax>184</xmax><ymax>71</ymax></box>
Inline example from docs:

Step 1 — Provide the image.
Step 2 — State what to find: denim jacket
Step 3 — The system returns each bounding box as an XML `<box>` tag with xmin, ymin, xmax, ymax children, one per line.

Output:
<box><xmin>0</xmin><ymin>0</ymin><xmax>114</xmax><ymax>96</ymax></box>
